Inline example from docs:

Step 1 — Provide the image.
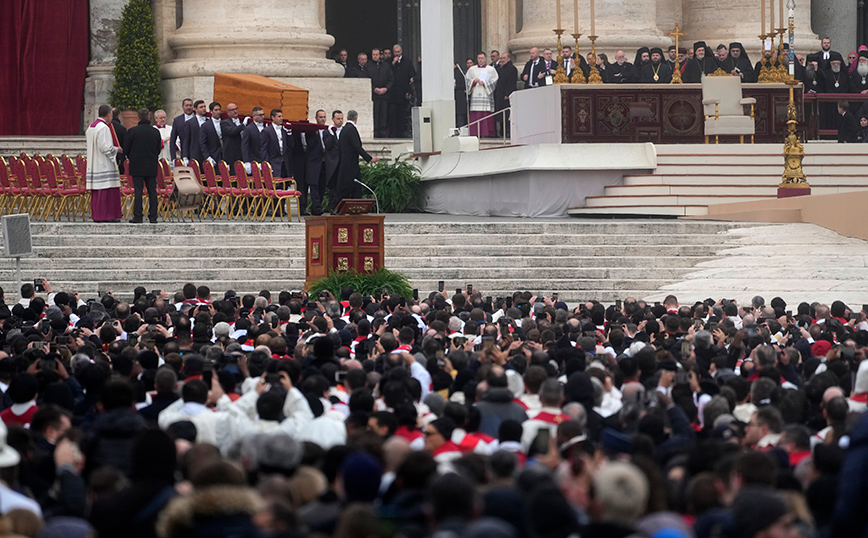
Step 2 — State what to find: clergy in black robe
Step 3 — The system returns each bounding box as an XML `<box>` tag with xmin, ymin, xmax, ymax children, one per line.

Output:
<box><xmin>634</xmin><ymin>47</ymin><xmax>651</xmax><ymax>70</ymax></box>
<box><xmin>802</xmin><ymin>53</ymin><xmax>825</xmax><ymax>93</ymax></box>
<box><xmin>640</xmin><ymin>48</ymin><xmax>673</xmax><ymax>83</ymax></box>
<box><xmin>683</xmin><ymin>41</ymin><xmax>720</xmax><ymax>83</ymax></box>
<box><xmin>823</xmin><ymin>52</ymin><xmax>850</xmax><ymax>93</ymax></box>
<box><xmin>454</xmin><ymin>65</ymin><xmax>468</xmax><ymax>127</ymax></box>
<box><xmin>718</xmin><ymin>42</ymin><xmax>756</xmax><ymax>83</ymax></box>
<box><xmin>606</xmin><ymin>51</ymin><xmax>638</xmax><ymax>83</ymax></box>
<box><xmin>849</xmin><ymin>50</ymin><xmax>868</xmax><ymax>94</ymax></box>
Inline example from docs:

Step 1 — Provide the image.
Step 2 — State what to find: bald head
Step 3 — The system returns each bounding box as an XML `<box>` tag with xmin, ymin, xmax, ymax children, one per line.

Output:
<box><xmin>615</xmin><ymin>50</ymin><xmax>626</xmax><ymax>65</ymax></box>
<box><xmin>823</xmin><ymin>386</ymin><xmax>845</xmax><ymax>405</ymax></box>
<box><xmin>529</xmin><ymin>47</ymin><xmax>540</xmax><ymax>60</ymax></box>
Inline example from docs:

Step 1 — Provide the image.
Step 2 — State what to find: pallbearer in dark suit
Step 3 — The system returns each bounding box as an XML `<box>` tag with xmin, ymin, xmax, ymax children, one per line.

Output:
<box><xmin>221</xmin><ymin>103</ymin><xmax>246</xmax><ymax>166</ymax></box>
<box><xmin>304</xmin><ymin>110</ymin><xmax>337</xmax><ymax>216</ymax></box>
<box><xmin>326</xmin><ymin>111</ymin><xmax>344</xmax><ymax>212</ymax></box>
<box><xmin>241</xmin><ymin>107</ymin><xmax>267</xmax><ymax>170</ymax></box>
<box><xmin>335</xmin><ymin>110</ymin><xmax>378</xmax><ymax>208</ymax></box>
<box><xmin>123</xmin><ymin>108</ymin><xmax>162</xmax><ymax>224</ymax></box>
<box><xmin>182</xmin><ymin>100</ymin><xmax>207</xmax><ymax>165</ymax></box>
<box><xmin>199</xmin><ymin>102</ymin><xmax>224</xmax><ymax>164</ymax></box>
<box><xmin>170</xmin><ymin>98</ymin><xmax>194</xmax><ymax>161</ymax></box>
<box><xmin>261</xmin><ymin>108</ymin><xmax>293</xmax><ymax>179</ymax></box>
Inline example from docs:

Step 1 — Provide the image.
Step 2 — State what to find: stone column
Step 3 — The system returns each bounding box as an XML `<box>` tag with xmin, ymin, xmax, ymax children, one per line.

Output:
<box><xmin>82</xmin><ymin>0</ymin><xmax>127</xmax><ymax>124</ymax></box>
<box><xmin>482</xmin><ymin>0</ymin><xmax>512</xmax><ymax>54</ymax></box>
<box><xmin>160</xmin><ymin>0</ymin><xmax>342</xmax><ymax>80</ymax></box>
<box><xmin>508</xmin><ymin>0</ymin><xmax>670</xmax><ymax>65</ymax></box>
<box><xmin>683</xmin><ymin>0</ymin><xmax>817</xmax><ymax>61</ymax></box>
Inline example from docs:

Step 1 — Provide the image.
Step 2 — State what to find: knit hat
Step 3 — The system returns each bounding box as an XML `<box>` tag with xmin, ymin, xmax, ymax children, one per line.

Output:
<box><xmin>213</xmin><ymin>322</ymin><xmax>231</xmax><ymax>337</ymax></box>
<box><xmin>341</xmin><ymin>452</ymin><xmax>383</xmax><ymax>503</ymax></box>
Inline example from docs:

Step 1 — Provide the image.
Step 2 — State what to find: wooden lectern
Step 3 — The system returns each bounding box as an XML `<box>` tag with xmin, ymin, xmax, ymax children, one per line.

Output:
<box><xmin>304</xmin><ymin>204</ymin><xmax>385</xmax><ymax>288</ymax></box>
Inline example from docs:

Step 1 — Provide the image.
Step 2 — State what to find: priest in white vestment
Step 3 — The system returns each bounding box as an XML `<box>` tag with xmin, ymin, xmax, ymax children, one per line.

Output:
<box><xmin>85</xmin><ymin>104</ymin><xmax>123</xmax><ymax>222</ymax></box>
<box><xmin>465</xmin><ymin>52</ymin><xmax>499</xmax><ymax>138</ymax></box>
<box><xmin>153</xmin><ymin>109</ymin><xmax>173</xmax><ymax>163</ymax></box>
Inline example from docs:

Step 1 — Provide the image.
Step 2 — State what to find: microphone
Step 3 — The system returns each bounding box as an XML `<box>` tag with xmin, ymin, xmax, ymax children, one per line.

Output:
<box><xmin>354</xmin><ymin>178</ymin><xmax>380</xmax><ymax>214</ymax></box>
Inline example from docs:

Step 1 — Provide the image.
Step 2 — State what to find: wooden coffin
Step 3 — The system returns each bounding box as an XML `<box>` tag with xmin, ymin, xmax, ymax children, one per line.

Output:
<box><xmin>212</xmin><ymin>73</ymin><xmax>309</xmax><ymax>121</ymax></box>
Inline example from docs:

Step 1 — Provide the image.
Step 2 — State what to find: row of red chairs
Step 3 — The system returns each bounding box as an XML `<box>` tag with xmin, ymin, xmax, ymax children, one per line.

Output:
<box><xmin>0</xmin><ymin>153</ymin><xmax>301</xmax><ymax>222</ymax></box>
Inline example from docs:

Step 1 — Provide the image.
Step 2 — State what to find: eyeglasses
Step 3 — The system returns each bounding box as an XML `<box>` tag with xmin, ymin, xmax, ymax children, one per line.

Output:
<box><xmin>227</xmin><ymin>107</ymin><xmax>238</xmax><ymax>112</ymax></box>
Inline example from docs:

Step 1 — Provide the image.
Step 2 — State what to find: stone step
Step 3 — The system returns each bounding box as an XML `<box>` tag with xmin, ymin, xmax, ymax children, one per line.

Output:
<box><xmin>654</xmin><ymin>163</ymin><xmax>868</xmax><ymax>175</ymax></box>
<box><xmin>8</xmin><ymin>254</ymin><xmax>714</xmax><ymax>270</ymax></box>
<box><xmin>656</xmin><ymin>154</ymin><xmax>868</xmax><ymax>165</ymax></box>
<box><xmin>27</xmin><ymin>243</ymin><xmax>727</xmax><ymax>258</ymax></box>
<box><xmin>582</xmin><ymin>194</ymin><xmax>767</xmax><ymax>207</ymax></box>
<box><xmin>24</xmin><ymin>220</ymin><xmax>746</xmax><ymax>236</ymax></box>
<box><xmin>652</xmin><ymin>143</ymin><xmax>859</xmax><ymax>156</ymax></box>
<box><xmin>568</xmin><ymin>205</ymin><xmax>709</xmax><ymax>217</ymax></box>
<box><xmin>623</xmin><ymin>174</ymin><xmax>868</xmax><ymax>186</ymax></box>
<box><xmin>0</xmin><ymin>266</ymin><xmax>695</xmax><ymax>283</ymax></box>
<box><xmin>603</xmin><ymin>184</ymin><xmax>866</xmax><ymax>197</ymax></box>
<box><xmin>25</xmin><ymin>231</ymin><xmax>733</xmax><ymax>248</ymax></box>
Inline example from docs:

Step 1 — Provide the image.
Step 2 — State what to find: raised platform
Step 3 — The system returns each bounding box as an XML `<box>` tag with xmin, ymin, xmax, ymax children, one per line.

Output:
<box><xmin>419</xmin><ymin>143</ymin><xmax>656</xmax><ymax>217</ymax></box>
<box><xmin>3</xmin><ymin>216</ymin><xmax>868</xmax><ymax>306</ymax></box>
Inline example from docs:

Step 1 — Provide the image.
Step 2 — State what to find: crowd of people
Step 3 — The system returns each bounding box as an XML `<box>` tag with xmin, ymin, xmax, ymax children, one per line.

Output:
<box><xmin>1</xmin><ymin>278</ymin><xmax>868</xmax><ymax>538</ymax></box>
<box><xmin>85</xmin><ymin>100</ymin><xmax>378</xmax><ymax>224</ymax></box>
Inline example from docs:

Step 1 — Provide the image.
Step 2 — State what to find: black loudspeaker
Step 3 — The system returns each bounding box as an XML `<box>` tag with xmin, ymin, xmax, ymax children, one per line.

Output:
<box><xmin>2</xmin><ymin>214</ymin><xmax>32</xmax><ymax>258</ymax></box>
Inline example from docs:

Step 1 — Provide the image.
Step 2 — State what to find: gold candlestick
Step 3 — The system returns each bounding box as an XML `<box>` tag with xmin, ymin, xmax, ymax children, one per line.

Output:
<box><xmin>553</xmin><ymin>29</ymin><xmax>570</xmax><ymax>84</ymax></box>
<box><xmin>778</xmin><ymin>7</ymin><xmax>808</xmax><ymax>195</ymax></box>
<box><xmin>571</xmin><ymin>32</ymin><xmax>586</xmax><ymax>83</ymax></box>
<box><xmin>587</xmin><ymin>35</ymin><xmax>603</xmax><ymax>84</ymax></box>
<box><xmin>757</xmin><ymin>33</ymin><xmax>773</xmax><ymax>82</ymax></box>
<box><xmin>668</xmin><ymin>23</ymin><xmax>686</xmax><ymax>84</ymax></box>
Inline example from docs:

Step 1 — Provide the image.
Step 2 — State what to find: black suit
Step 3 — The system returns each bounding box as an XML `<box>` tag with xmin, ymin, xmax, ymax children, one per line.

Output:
<box><xmin>261</xmin><ymin>123</ymin><xmax>293</xmax><ymax>178</ymax></box>
<box><xmin>606</xmin><ymin>62</ymin><xmax>638</xmax><ymax>83</ymax></box>
<box><xmin>289</xmin><ymin>131</ymin><xmax>307</xmax><ymax>211</ymax></box>
<box><xmin>521</xmin><ymin>58</ymin><xmax>546</xmax><ymax>88</ymax></box>
<box><xmin>818</xmin><ymin>50</ymin><xmax>842</xmax><ymax>71</ymax></box>
<box><xmin>346</xmin><ymin>63</ymin><xmax>369</xmax><ymax>79</ymax></box>
<box><xmin>304</xmin><ymin>127</ymin><xmax>339</xmax><ymax>215</ymax></box>
<box><xmin>122</xmin><ymin>120</ymin><xmax>162</xmax><ymax>223</ymax></box>
<box><xmin>838</xmin><ymin>110</ymin><xmax>860</xmax><ymax>143</ymax></box>
<box><xmin>182</xmin><ymin>116</ymin><xmax>206</xmax><ymax>163</ymax></box>
<box><xmin>241</xmin><ymin>122</ymin><xmax>266</xmax><ymax>164</ymax></box>
<box><xmin>494</xmin><ymin>61</ymin><xmax>518</xmax><ymax>137</ymax></box>
<box><xmin>335</xmin><ymin>122</ymin><xmax>372</xmax><ymax>206</ymax></box>
<box><xmin>221</xmin><ymin>118</ymin><xmax>245</xmax><ymax>165</ymax></box>
<box><xmin>369</xmin><ymin>60</ymin><xmax>394</xmax><ymax>138</ymax></box>
<box><xmin>389</xmin><ymin>56</ymin><xmax>416</xmax><ymax>138</ymax></box>
<box><xmin>169</xmin><ymin>114</ymin><xmax>189</xmax><ymax>161</ymax></box>
<box><xmin>112</xmin><ymin>119</ymin><xmax>127</xmax><ymax>174</ymax></box>
<box><xmin>199</xmin><ymin>118</ymin><xmax>223</xmax><ymax>163</ymax></box>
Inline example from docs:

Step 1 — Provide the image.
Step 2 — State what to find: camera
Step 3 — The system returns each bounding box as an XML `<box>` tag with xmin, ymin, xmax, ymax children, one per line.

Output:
<box><xmin>34</xmin><ymin>278</ymin><xmax>45</xmax><ymax>293</ymax></box>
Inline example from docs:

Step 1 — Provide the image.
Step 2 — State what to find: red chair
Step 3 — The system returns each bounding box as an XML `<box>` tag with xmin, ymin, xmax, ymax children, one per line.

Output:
<box><xmin>6</xmin><ymin>157</ymin><xmax>31</xmax><ymax>214</ymax></box>
<box><xmin>201</xmin><ymin>160</ymin><xmax>230</xmax><ymax>219</ymax></box>
<box><xmin>40</xmin><ymin>160</ymin><xmax>81</xmax><ymax>220</ymax></box>
<box><xmin>120</xmin><ymin>161</ymin><xmax>135</xmax><ymax>219</ymax></box>
<box><xmin>25</xmin><ymin>159</ymin><xmax>48</xmax><ymax>218</ymax></box>
<box><xmin>260</xmin><ymin>161</ymin><xmax>301</xmax><ymax>221</ymax></box>
<box><xmin>232</xmin><ymin>161</ymin><xmax>260</xmax><ymax>220</ymax></box>
<box><xmin>154</xmin><ymin>164</ymin><xmax>175</xmax><ymax>220</ymax></box>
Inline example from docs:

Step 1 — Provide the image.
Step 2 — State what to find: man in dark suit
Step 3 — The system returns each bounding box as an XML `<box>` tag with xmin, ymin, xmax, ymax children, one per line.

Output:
<box><xmin>346</xmin><ymin>53</ymin><xmax>369</xmax><ymax>78</ymax></box>
<box><xmin>199</xmin><ymin>102</ymin><xmax>224</xmax><ymax>164</ymax></box>
<box><xmin>335</xmin><ymin>110</ymin><xmax>378</xmax><ymax>207</ymax></box>
<box><xmin>111</xmin><ymin>107</ymin><xmax>127</xmax><ymax>175</ymax></box>
<box><xmin>170</xmin><ymin>98</ymin><xmax>194</xmax><ymax>161</ymax></box>
<box><xmin>181</xmin><ymin>100</ymin><xmax>207</xmax><ymax>164</ymax></box>
<box><xmin>326</xmin><ymin>111</ymin><xmax>344</xmax><ymax>212</ymax></box>
<box><xmin>289</xmin><ymin>129</ymin><xmax>307</xmax><ymax>213</ymax></box>
<box><xmin>521</xmin><ymin>47</ymin><xmax>546</xmax><ymax>88</ymax></box>
<box><xmin>221</xmin><ymin>103</ymin><xmax>245</xmax><ymax>166</ymax></box>
<box><xmin>838</xmin><ymin>101</ymin><xmax>860</xmax><ymax>143</ymax></box>
<box><xmin>304</xmin><ymin>109</ymin><xmax>336</xmax><ymax>216</ymax></box>
<box><xmin>369</xmin><ymin>48</ymin><xmax>393</xmax><ymax>138</ymax></box>
<box><xmin>261</xmin><ymin>108</ymin><xmax>293</xmax><ymax>179</ymax></box>
<box><xmin>389</xmin><ymin>44</ymin><xmax>416</xmax><ymax>138</ymax></box>
<box><xmin>123</xmin><ymin>108</ymin><xmax>162</xmax><ymax>224</ymax></box>
<box><xmin>241</xmin><ymin>107</ymin><xmax>267</xmax><ymax>170</ymax></box>
<box><xmin>494</xmin><ymin>52</ymin><xmax>518</xmax><ymax>137</ymax></box>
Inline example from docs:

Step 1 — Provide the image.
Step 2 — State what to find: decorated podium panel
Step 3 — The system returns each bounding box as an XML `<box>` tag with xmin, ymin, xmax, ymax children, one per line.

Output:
<box><xmin>304</xmin><ymin>200</ymin><xmax>384</xmax><ymax>288</ymax></box>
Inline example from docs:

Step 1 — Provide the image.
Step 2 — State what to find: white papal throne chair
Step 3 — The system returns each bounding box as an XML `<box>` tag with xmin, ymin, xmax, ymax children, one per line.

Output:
<box><xmin>701</xmin><ymin>76</ymin><xmax>756</xmax><ymax>144</ymax></box>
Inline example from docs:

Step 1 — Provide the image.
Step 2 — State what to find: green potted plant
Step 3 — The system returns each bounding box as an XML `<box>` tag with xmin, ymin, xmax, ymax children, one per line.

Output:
<box><xmin>109</xmin><ymin>0</ymin><xmax>163</xmax><ymax>128</ymax></box>
<box><xmin>360</xmin><ymin>155</ymin><xmax>422</xmax><ymax>212</ymax></box>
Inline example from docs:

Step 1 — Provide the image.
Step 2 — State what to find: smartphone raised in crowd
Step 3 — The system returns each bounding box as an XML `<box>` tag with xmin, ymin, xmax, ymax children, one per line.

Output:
<box><xmin>466</xmin><ymin>284</ymin><xmax>473</xmax><ymax>294</ymax></box>
<box><xmin>413</xmin><ymin>289</ymin><xmax>419</xmax><ymax>300</ymax></box>
<box><xmin>34</xmin><ymin>278</ymin><xmax>45</xmax><ymax>293</ymax></box>
<box><xmin>438</xmin><ymin>281</ymin><xmax>444</xmax><ymax>292</ymax></box>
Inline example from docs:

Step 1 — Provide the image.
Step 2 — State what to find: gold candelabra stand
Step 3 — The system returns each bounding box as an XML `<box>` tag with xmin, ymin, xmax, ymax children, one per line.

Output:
<box><xmin>587</xmin><ymin>35</ymin><xmax>603</xmax><ymax>84</ymax></box>
<box><xmin>774</xmin><ymin>27</ymin><xmax>789</xmax><ymax>81</ymax></box>
<box><xmin>668</xmin><ymin>24</ymin><xmax>686</xmax><ymax>84</ymax></box>
<box><xmin>553</xmin><ymin>29</ymin><xmax>570</xmax><ymax>84</ymax></box>
<box><xmin>757</xmin><ymin>33</ymin><xmax>777</xmax><ymax>82</ymax></box>
<box><xmin>779</xmin><ymin>14</ymin><xmax>809</xmax><ymax>194</ymax></box>
<box><xmin>571</xmin><ymin>32</ymin><xmax>586</xmax><ymax>83</ymax></box>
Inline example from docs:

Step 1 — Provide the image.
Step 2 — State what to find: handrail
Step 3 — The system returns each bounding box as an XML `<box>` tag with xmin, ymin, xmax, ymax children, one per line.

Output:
<box><xmin>459</xmin><ymin>107</ymin><xmax>512</xmax><ymax>146</ymax></box>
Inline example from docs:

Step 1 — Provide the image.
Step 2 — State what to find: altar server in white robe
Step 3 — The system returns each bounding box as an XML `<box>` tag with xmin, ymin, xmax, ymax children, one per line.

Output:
<box><xmin>153</xmin><ymin>109</ymin><xmax>173</xmax><ymax>163</ymax></box>
<box><xmin>465</xmin><ymin>52</ymin><xmax>499</xmax><ymax>138</ymax></box>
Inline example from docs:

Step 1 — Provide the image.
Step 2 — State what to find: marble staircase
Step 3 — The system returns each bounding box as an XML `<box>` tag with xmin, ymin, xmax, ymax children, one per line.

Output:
<box><xmin>568</xmin><ymin>143</ymin><xmax>868</xmax><ymax>218</ymax></box>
